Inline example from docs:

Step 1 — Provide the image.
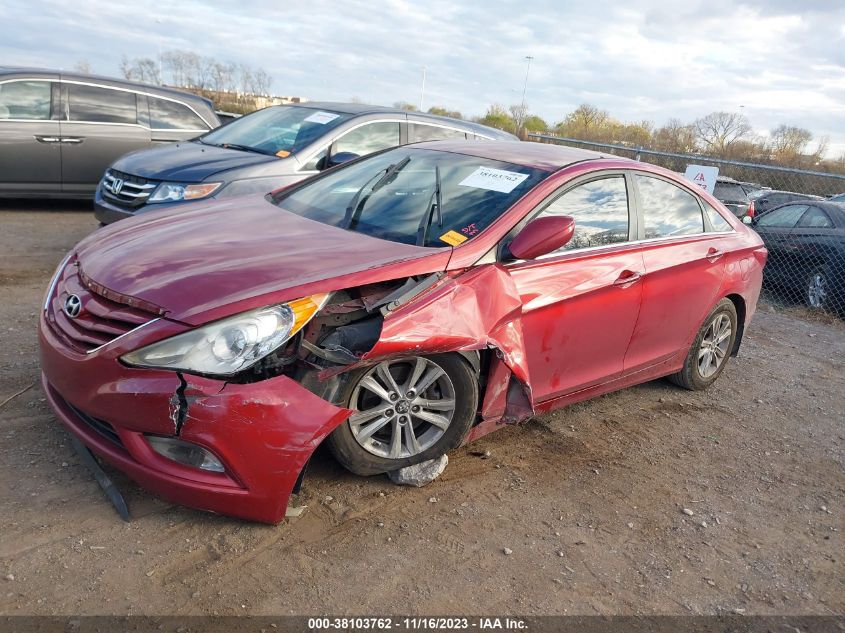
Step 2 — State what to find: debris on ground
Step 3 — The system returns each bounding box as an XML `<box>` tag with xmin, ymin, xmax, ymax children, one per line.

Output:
<box><xmin>387</xmin><ymin>454</ymin><xmax>448</xmax><ymax>487</ymax></box>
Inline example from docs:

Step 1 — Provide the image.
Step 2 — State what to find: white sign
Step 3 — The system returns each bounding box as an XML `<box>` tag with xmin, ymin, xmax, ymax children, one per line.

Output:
<box><xmin>303</xmin><ymin>111</ymin><xmax>340</xmax><ymax>125</ymax></box>
<box><xmin>458</xmin><ymin>166</ymin><xmax>529</xmax><ymax>194</ymax></box>
<box><xmin>684</xmin><ymin>165</ymin><xmax>719</xmax><ymax>194</ymax></box>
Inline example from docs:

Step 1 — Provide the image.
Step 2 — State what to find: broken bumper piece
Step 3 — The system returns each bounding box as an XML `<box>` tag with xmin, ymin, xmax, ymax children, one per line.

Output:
<box><xmin>39</xmin><ymin>320</ymin><xmax>351</xmax><ymax>524</ymax></box>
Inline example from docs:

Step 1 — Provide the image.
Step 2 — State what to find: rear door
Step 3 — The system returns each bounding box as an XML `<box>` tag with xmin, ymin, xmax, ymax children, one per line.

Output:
<box><xmin>623</xmin><ymin>173</ymin><xmax>728</xmax><ymax>372</ymax></box>
<box><xmin>0</xmin><ymin>78</ymin><xmax>62</xmax><ymax>195</ymax></box>
<box><xmin>753</xmin><ymin>204</ymin><xmax>808</xmax><ymax>283</ymax></box>
<box><xmin>144</xmin><ymin>94</ymin><xmax>211</xmax><ymax>143</ymax></box>
<box><xmin>59</xmin><ymin>81</ymin><xmax>151</xmax><ymax>195</ymax></box>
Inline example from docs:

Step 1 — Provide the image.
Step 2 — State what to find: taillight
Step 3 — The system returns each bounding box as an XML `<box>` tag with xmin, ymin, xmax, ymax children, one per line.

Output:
<box><xmin>747</xmin><ymin>200</ymin><xmax>755</xmax><ymax>218</ymax></box>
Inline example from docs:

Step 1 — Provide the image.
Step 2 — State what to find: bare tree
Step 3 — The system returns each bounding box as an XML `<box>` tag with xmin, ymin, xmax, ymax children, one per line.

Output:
<box><xmin>393</xmin><ymin>101</ymin><xmax>418</xmax><ymax>111</ymax></box>
<box><xmin>652</xmin><ymin>118</ymin><xmax>697</xmax><ymax>153</ymax></box>
<box><xmin>509</xmin><ymin>103</ymin><xmax>528</xmax><ymax>132</ymax></box>
<box><xmin>769</xmin><ymin>124</ymin><xmax>812</xmax><ymax>158</ymax></box>
<box><xmin>74</xmin><ymin>59</ymin><xmax>92</xmax><ymax>74</ymax></box>
<box><xmin>693</xmin><ymin>111</ymin><xmax>752</xmax><ymax>154</ymax></box>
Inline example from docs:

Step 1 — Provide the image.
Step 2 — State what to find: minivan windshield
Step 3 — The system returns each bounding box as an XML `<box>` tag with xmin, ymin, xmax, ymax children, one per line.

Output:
<box><xmin>200</xmin><ymin>106</ymin><xmax>351</xmax><ymax>156</ymax></box>
<box><xmin>274</xmin><ymin>147</ymin><xmax>548</xmax><ymax>247</ymax></box>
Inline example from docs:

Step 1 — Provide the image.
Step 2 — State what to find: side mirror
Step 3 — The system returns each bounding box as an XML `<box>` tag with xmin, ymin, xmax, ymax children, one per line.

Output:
<box><xmin>742</xmin><ymin>215</ymin><xmax>753</xmax><ymax>225</ymax></box>
<box><xmin>326</xmin><ymin>151</ymin><xmax>360</xmax><ymax>169</ymax></box>
<box><xmin>508</xmin><ymin>215</ymin><xmax>575</xmax><ymax>260</ymax></box>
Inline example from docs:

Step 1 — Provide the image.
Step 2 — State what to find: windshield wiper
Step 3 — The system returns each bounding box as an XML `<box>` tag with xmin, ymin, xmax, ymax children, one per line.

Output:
<box><xmin>343</xmin><ymin>156</ymin><xmax>412</xmax><ymax>230</ymax></box>
<box><xmin>216</xmin><ymin>142</ymin><xmax>275</xmax><ymax>156</ymax></box>
<box><xmin>416</xmin><ymin>164</ymin><xmax>444</xmax><ymax>246</ymax></box>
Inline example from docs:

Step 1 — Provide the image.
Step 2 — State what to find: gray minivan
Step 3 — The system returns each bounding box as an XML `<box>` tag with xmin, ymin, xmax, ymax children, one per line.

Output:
<box><xmin>93</xmin><ymin>102</ymin><xmax>517</xmax><ymax>224</ymax></box>
<box><xmin>0</xmin><ymin>68</ymin><xmax>219</xmax><ymax>198</ymax></box>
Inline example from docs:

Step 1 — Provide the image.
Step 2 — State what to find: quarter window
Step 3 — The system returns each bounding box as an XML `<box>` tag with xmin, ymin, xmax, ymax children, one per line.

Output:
<box><xmin>0</xmin><ymin>81</ymin><xmax>51</xmax><ymax>120</ymax></box>
<box><xmin>756</xmin><ymin>205</ymin><xmax>808</xmax><ymax>228</ymax></box>
<box><xmin>411</xmin><ymin>124</ymin><xmax>467</xmax><ymax>142</ymax></box>
<box><xmin>67</xmin><ymin>84</ymin><xmax>137</xmax><ymax>124</ymax></box>
<box><xmin>149</xmin><ymin>97</ymin><xmax>207</xmax><ymax>129</ymax></box>
<box><xmin>704</xmin><ymin>202</ymin><xmax>733</xmax><ymax>232</ymax></box>
<box><xmin>637</xmin><ymin>175</ymin><xmax>704</xmax><ymax>238</ymax></box>
<box><xmin>537</xmin><ymin>176</ymin><xmax>630</xmax><ymax>253</ymax></box>
<box><xmin>333</xmin><ymin>122</ymin><xmax>401</xmax><ymax>158</ymax></box>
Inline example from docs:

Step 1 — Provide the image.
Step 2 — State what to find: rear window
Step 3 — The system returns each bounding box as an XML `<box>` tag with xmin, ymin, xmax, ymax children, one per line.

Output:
<box><xmin>411</xmin><ymin>124</ymin><xmax>467</xmax><ymax>142</ymax></box>
<box><xmin>713</xmin><ymin>182</ymin><xmax>748</xmax><ymax>202</ymax></box>
<box><xmin>67</xmin><ymin>84</ymin><xmax>137</xmax><ymax>124</ymax></box>
<box><xmin>637</xmin><ymin>175</ymin><xmax>704</xmax><ymax>238</ymax></box>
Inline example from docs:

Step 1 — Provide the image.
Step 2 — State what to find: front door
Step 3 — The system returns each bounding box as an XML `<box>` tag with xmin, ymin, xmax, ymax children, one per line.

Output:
<box><xmin>60</xmin><ymin>82</ymin><xmax>151</xmax><ymax>195</ymax></box>
<box><xmin>506</xmin><ymin>174</ymin><xmax>645</xmax><ymax>403</ymax></box>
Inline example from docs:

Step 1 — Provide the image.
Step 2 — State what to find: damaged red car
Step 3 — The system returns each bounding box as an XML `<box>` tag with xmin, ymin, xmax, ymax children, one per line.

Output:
<box><xmin>39</xmin><ymin>140</ymin><xmax>767</xmax><ymax>523</ymax></box>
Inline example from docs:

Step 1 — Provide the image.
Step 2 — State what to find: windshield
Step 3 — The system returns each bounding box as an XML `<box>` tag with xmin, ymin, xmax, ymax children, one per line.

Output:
<box><xmin>274</xmin><ymin>148</ymin><xmax>548</xmax><ymax>247</ymax></box>
<box><xmin>200</xmin><ymin>106</ymin><xmax>351</xmax><ymax>156</ymax></box>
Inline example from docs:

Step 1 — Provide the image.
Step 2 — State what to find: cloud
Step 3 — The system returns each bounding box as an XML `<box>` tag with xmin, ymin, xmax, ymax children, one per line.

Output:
<box><xmin>2</xmin><ymin>0</ymin><xmax>844</xmax><ymax>156</ymax></box>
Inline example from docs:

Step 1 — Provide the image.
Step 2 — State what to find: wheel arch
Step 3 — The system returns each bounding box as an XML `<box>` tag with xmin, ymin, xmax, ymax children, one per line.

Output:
<box><xmin>726</xmin><ymin>293</ymin><xmax>746</xmax><ymax>357</ymax></box>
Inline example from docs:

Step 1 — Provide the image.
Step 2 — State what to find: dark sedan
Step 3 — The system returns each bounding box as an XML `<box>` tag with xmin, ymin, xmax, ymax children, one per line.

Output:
<box><xmin>749</xmin><ymin>201</ymin><xmax>845</xmax><ymax>312</ymax></box>
<box><xmin>748</xmin><ymin>189</ymin><xmax>822</xmax><ymax>217</ymax></box>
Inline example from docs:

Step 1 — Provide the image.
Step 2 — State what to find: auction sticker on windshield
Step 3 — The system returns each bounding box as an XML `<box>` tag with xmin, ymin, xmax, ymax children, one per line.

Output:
<box><xmin>439</xmin><ymin>230</ymin><xmax>469</xmax><ymax>246</ymax></box>
<box><xmin>459</xmin><ymin>167</ymin><xmax>529</xmax><ymax>194</ymax></box>
<box><xmin>304</xmin><ymin>111</ymin><xmax>341</xmax><ymax>125</ymax></box>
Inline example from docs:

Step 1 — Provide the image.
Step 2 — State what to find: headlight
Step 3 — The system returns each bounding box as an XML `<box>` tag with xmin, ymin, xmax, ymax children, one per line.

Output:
<box><xmin>122</xmin><ymin>294</ymin><xmax>329</xmax><ymax>376</ymax></box>
<box><xmin>148</xmin><ymin>182</ymin><xmax>222</xmax><ymax>203</ymax></box>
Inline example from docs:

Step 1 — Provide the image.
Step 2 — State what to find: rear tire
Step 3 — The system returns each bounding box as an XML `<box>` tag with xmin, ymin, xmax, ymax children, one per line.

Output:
<box><xmin>669</xmin><ymin>299</ymin><xmax>737</xmax><ymax>391</ymax></box>
<box><xmin>327</xmin><ymin>353</ymin><xmax>478</xmax><ymax>476</ymax></box>
<box><xmin>805</xmin><ymin>266</ymin><xmax>830</xmax><ymax>311</ymax></box>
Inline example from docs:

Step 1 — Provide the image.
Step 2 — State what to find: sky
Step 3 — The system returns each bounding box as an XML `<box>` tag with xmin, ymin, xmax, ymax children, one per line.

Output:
<box><xmin>3</xmin><ymin>0</ymin><xmax>844</xmax><ymax>157</ymax></box>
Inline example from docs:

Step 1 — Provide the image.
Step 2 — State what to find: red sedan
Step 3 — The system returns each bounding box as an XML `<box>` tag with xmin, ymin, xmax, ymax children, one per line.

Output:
<box><xmin>38</xmin><ymin>141</ymin><xmax>767</xmax><ymax>523</ymax></box>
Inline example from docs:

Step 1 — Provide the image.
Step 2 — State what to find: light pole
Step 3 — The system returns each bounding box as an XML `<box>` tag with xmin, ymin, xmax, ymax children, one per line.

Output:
<box><xmin>419</xmin><ymin>66</ymin><xmax>427</xmax><ymax>112</ymax></box>
<box><xmin>519</xmin><ymin>56</ymin><xmax>533</xmax><ymax>131</ymax></box>
<box><xmin>155</xmin><ymin>19</ymin><xmax>163</xmax><ymax>85</ymax></box>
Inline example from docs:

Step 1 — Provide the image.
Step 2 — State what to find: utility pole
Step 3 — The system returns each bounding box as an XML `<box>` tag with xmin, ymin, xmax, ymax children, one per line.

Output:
<box><xmin>419</xmin><ymin>66</ymin><xmax>427</xmax><ymax>112</ymax></box>
<box><xmin>519</xmin><ymin>55</ymin><xmax>533</xmax><ymax>130</ymax></box>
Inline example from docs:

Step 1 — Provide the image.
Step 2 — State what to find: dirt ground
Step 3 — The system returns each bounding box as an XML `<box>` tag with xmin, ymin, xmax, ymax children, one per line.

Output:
<box><xmin>0</xmin><ymin>203</ymin><xmax>842</xmax><ymax>617</ymax></box>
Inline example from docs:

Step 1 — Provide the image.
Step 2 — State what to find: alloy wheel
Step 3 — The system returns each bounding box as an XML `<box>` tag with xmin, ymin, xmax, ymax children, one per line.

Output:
<box><xmin>348</xmin><ymin>357</ymin><xmax>456</xmax><ymax>459</ymax></box>
<box><xmin>807</xmin><ymin>273</ymin><xmax>827</xmax><ymax>309</ymax></box>
<box><xmin>698</xmin><ymin>313</ymin><xmax>732</xmax><ymax>379</ymax></box>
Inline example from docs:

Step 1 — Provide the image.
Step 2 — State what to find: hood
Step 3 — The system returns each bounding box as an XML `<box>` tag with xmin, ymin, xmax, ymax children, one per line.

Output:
<box><xmin>74</xmin><ymin>194</ymin><xmax>450</xmax><ymax>325</ymax></box>
<box><xmin>113</xmin><ymin>141</ymin><xmax>278</xmax><ymax>181</ymax></box>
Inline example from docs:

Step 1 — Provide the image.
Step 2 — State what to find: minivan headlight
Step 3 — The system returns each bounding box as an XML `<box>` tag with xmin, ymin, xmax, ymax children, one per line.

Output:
<box><xmin>148</xmin><ymin>182</ymin><xmax>222</xmax><ymax>203</ymax></box>
<box><xmin>122</xmin><ymin>294</ymin><xmax>329</xmax><ymax>376</ymax></box>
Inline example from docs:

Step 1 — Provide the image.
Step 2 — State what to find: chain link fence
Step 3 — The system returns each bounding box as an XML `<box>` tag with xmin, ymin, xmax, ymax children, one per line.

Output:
<box><xmin>528</xmin><ymin>134</ymin><xmax>845</xmax><ymax>317</ymax></box>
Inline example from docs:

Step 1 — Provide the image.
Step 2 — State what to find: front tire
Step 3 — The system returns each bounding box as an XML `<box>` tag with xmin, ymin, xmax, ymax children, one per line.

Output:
<box><xmin>327</xmin><ymin>354</ymin><xmax>478</xmax><ymax>476</ymax></box>
<box><xmin>669</xmin><ymin>298</ymin><xmax>737</xmax><ymax>391</ymax></box>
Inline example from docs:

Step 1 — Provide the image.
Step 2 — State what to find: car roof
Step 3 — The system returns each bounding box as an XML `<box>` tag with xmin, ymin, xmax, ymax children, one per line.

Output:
<box><xmin>0</xmin><ymin>66</ymin><xmax>214</xmax><ymax>108</ymax></box>
<box><xmin>284</xmin><ymin>101</ymin><xmax>517</xmax><ymax>140</ymax></box>
<box><xmin>408</xmin><ymin>139</ymin><xmax>614</xmax><ymax>171</ymax></box>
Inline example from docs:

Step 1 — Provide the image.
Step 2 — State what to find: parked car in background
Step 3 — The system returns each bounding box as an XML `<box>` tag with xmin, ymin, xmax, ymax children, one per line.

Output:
<box><xmin>713</xmin><ymin>176</ymin><xmax>751</xmax><ymax>218</ymax></box>
<box><xmin>93</xmin><ymin>102</ymin><xmax>517</xmax><ymax>224</ymax></box>
<box><xmin>828</xmin><ymin>192</ymin><xmax>845</xmax><ymax>203</ymax></box>
<box><xmin>748</xmin><ymin>201</ymin><xmax>845</xmax><ymax>313</ymax></box>
<box><xmin>0</xmin><ymin>68</ymin><xmax>219</xmax><ymax>198</ymax></box>
<box><xmin>747</xmin><ymin>189</ymin><xmax>822</xmax><ymax>218</ymax></box>
<box><xmin>41</xmin><ymin>140</ymin><xmax>765</xmax><ymax>522</ymax></box>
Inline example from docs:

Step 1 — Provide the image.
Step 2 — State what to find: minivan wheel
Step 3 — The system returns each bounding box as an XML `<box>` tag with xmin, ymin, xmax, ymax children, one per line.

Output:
<box><xmin>669</xmin><ymin>298</ymin><xmax>737</xmax><ymax>391</ymax></box>
<box><xmin>326</xmin><ymin>354</ymin><xmax>478</xmax><ymax>476</ymax></box>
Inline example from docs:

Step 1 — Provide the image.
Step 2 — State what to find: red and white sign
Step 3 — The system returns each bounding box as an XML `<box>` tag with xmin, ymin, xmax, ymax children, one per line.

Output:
<box><xmin>684</xmin><ymin>165</ymin><xmax>719</xmax><ymax>194</ymax></box>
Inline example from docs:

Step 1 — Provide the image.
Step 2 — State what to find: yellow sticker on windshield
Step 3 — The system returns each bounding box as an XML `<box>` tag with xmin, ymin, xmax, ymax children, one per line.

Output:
<box><xmin>275</xmin><ymin>150</ymin><xmax>291</xmax><ymax>158</ymax></box>
<box><xmin>439</xmin><ymin>230</ymin><xmax>468</xmax><ymax>246</ymax></box>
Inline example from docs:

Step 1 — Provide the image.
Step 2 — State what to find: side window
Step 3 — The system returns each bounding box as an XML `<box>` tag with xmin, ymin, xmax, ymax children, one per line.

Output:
<box><xmin>67</xmin><ymin>84</ymin><xmax>137</xmax><ymax>124</ymax></box>
<box><xmin>0</xmin><ymin>81</ymin><xmax>51</xmax><ymax>120</ymax></box>
<box><xmin>333</xmin><ymin>122</ymin><xmax>401</xmax><ymax>157</ymax></box>
<box><xmin>411</xmin><ymin>124</ymin><xmax>466</xmax><ymax>142</ymax></box>
<box><xmin>756</xmin><ymin>205</ymin><xmax>808</xmax><ymax>228</ymax></box>
<box><xmin>797</xmin><ymin>207</ymin><xmax>833</xmax><ymax>229</ymax></box>
<box><xmin>704</xmin><ymin>202</ymin><xmax>733</xmax><ymax>232</ymax></box>
<box><xmin>537</xmin><ymin>176</ymin><xmax>629</xmax><ymax>253</ymax></box>
<box><xmin>148</xmin><ymin>97</ymin><xmax>208</xmax><ymax>130</ymax></box>
<box><xmin>636</xmin><ymin>175</ymin><xmax>704</xmax><ymax>238</ymax></box>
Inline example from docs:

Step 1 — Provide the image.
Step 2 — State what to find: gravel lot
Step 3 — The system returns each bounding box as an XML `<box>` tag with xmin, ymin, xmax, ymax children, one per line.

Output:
<box><xmin>0</xmin><ymin>203</ymin><xmax>842</xmax><ymax>616</ymax></box>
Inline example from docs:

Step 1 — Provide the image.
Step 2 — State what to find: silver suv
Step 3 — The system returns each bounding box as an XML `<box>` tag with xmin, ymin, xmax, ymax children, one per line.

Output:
<box><xmin>0</xmin><ymin>67</ymin><xmax>219</xmax><ymax>199</ymax></box>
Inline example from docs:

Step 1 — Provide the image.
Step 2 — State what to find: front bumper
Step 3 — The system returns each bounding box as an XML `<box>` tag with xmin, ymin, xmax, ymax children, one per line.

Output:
<box><xmin>39</xmin><ymin>313</ymin><xmax>352</xmax><ymax>524</ymax></box>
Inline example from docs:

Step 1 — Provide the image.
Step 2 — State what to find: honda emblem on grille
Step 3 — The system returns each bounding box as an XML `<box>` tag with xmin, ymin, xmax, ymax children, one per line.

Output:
<box><xmin>63</xmin><ymin>294</ymin><xmax>82</xmax><ymax>318</ymax></box>
<box><xmin>108</xmin><ymin>178</ymin><xmax>124</xmax><ymax>195</ymax></box>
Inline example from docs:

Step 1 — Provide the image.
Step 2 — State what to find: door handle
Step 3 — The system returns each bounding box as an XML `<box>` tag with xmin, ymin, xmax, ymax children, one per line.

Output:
<box><xmin>705</xmin><ymin>247</ymin><xmax>724</xmax><ymax>262</ymax></box>
<box><xmin>34</xmin><ymin>135</ymin><xmax>60</xmax><ymax>143</ymax></box>
<box><xmin>60</xmin><ymin>137</ymin><xmax>84</xmax><ymax>144</ymax></box>
<box><xmin>613</xmin><ymin>270</ymin><xmax>642</xmax><ymax>286</ymax></box>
